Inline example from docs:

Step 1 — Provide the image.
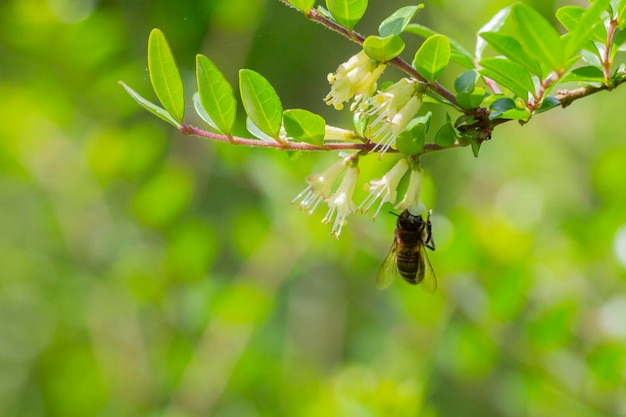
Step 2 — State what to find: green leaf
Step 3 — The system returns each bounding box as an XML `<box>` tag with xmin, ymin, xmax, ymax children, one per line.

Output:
<box><xmin>290</xmin><ymin>0</ymin><xmax>315</xmax><ymax>12</ymax></box>
<box><xmin>435</xmin><ymin>121</ymin><xmax>457</xmax><ymax>147</ymax></box>
<box><xmin>556</xmin><ymin>6</ymin><xmax>585</xmax><ymax>32</ymax></box>
<box><xmin>498</xmin><ymin>108</ymin><xmax>531</xmax><ymax>120</ymax></box>
<box><xmin>557</xmin><ymin>0</ymin><xmax>610</xmax><ymax>58</ymax></box>
<box><xmin>535</xmin><ymin>96</ymin><xmax>561</xmax><ymax>114</ymax></box>
<box><xmin>489</xmin><ymin>97</ymin><xmax>516</xmax><ymax>116</ymax></box>
<box><xmin>379</xmin><ymin>5</ymin><xmax>424</xmax><ymax>37</ymax></box>
<box><xmin>479</xmin><ymin>32</ymin><xmax>543</xmax><ymax>76</ymax></box>
<box><xmin>487</xmin><ymin>97</ymin><xmax>531</xmax><ymax>120</ymax></box>
<box><xmin>396</xmin><ymin>118</ymin><xmax>427</xmax><ymax>155</ymax></box>
<box><xmin>413</xmin><ymin>112</ymin><xmax>432</xmax><ymax>132</ymax></box>
<box><xmin>560</xmin><ymin>65</ymin><xmax>606</xmax><ymax>83</ymax></box>
<box><xmin>479</xmin><ymin>57</ymin><xmax>536</xmax><ymax>100</ymax></box>
<box><xmin>457</xmin><ymin>88</ymin><xmax>485</xmax><ymax>110</ymax></box>
<box><xmin>454</xmin><ymin>70</ymin><xmax>479</xmax><ymax>93</ymax></box>
<box><xmin>470</xmin><ymin>139</ymin><xmax>481</xmax><ymax>157</ymax></box>
<box><xmin>193</xmin><ymin>93</ymin><xmax>220</xmax><ymax>131</ymax></box>
<box><xmin>511</xmin><ymin>3</ymin><xmax>563</xmax><ymax>73</ymax></box>
<box><xmin>196</xmin><ymin>54</ymin><xmax>236</xmax><ymax>136</ymax></box>
<box><xmin>148</xmin><ymin>29</ymin><xmax>185</xmax><ymax>123</ymax></box>
<box><xmin>363</xmin><ymin>35</ymin><xmax>405</xmax><ymax>62</ymax></box>
<box><xmin>413</xmin><ymin>34</ymin><xmax>451</xmax><ymax>83</ymax></box>
<box><xmin>557</xmin><ymin>6</ymin><xmax>606</xmax><ymax>44</ymax></box>
<box><xmin>283</xmin><ymin>109</ymin><xmax>326</xmax><ymax>147</ymax></box>
<box><xmin>476</xmin><ymin>6</ymin><xmax>512</xmax><ymax>60</ymax></box>
<box><xmin>119</xmin><ymin>81</ymin><xmax>182</xmax><ymax>128</ymax></box>
<box><xmin>325</xmin><ymin>0</ymin><xmax>368</xmax><ymax>31</ymax></box>
<box><xmin>406</xmin><ymin>24</ymin><xmax>474</xmax><ymax>68</ymax></box>
<box><xmin>239</xmin><ymin>69</ymin><xmax>283</xmax><ymax>140</ymax></box>
<box><xmin>246</xmin><ymin>118</ymin><xmax>275</xmax><ymax>142</ymax></box>
<box><xmin>581</xmin><ymin>49</ymin><xmax>603</xmax><ymax>67</ymax></box>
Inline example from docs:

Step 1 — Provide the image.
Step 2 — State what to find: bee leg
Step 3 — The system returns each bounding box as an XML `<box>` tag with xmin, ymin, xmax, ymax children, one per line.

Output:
<box><xmin>425</xmin><ymin>228</ymin><xmax>435</xmax><ymax>251</ymax></box>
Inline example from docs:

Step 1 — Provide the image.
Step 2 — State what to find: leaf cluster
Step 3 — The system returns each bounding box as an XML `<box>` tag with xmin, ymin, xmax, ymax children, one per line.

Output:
<box><xmin>121</xmin><ymin>0</ymin><xmax>626</xmax><ymax>160</ymax></box>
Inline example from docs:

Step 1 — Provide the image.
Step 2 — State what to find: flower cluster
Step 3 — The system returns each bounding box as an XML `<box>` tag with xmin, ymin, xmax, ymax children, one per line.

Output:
<box><xmin>359</xmin><ymin>78</ymin><xmax>422</xmax><ymax>156</ymax></box>
<box><xmin>292</xmin><ymin>156</ymin><xmax>426</xmax><ymax>238</ymax></box>
<box><xmin>324</xmin><ymin>50</ymin><xmax>386</xmax><ymax>111</ymax></box>
<box><xmin>293</xmin><ymin>51</ymin><xmax>429</xmax><ymax>238</ymax></box>
<box><xmin>291</xmin><ymin>155</ymin><xmax>360</xmax><ymax>238</ymax></box>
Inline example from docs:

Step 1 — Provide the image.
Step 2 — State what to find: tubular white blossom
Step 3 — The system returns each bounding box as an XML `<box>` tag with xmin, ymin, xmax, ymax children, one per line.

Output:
<box><xmin>371</xmin><ymin>95</ymin><xmax>421</xmax><ymax>156</ymax></box>
<box><xmin>324</xmin><ymin>50</ymin><xmax>386</xmax><ymax>111</ymax></box>
<box><xmin>361</xmin><ymin>78</ymin><xmax>416</xmax><ymax>121</ymax></box>
<box><xmin>359</xmin><ymin>158</ymin><xmax>410</xmax><ymax>219</ymax></box>
<box><xmin>324</xmin><ymin>125</ymin><xmax>355</xmax><ymax>141</ymax></box>
<box><xmin>290</xmin><ymin>157</ymin><xmax>349</xmax><ymax>214</ymax></box>
<box><xmin>395</xmin><ymin>167</ymin><xmax>426</xmax><ymax>215</ymax></box>
<box><xmin>322</xmin><ymin>166</ymin><xmax>360</xmax><ymax>239</ymax></box>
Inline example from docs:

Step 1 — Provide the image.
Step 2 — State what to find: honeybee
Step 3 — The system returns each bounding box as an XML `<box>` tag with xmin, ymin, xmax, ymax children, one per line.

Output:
<box><xmin>377</xmin><ymin>209</ymin><xmax>437</xmax><ymax>291</ymax></box>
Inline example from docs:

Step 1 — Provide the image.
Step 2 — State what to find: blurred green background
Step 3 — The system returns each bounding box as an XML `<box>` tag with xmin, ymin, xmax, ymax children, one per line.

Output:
<box><xmin>1</xmin><ymin>0</ymin><xmax>625</xmax><ymax>416</ymax></box>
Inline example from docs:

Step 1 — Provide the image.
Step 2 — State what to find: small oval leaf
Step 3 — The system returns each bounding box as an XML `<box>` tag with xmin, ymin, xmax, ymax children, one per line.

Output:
<box><xmin>489</xmin><ymin>97</ymin><xmax>517</xmax><ymax>118</ymax></box>
<box><xmin>457</xmin><ymin>88</ymin><xmax>485</xmax><ymax>110</ymax></box>
<box><xmin>283</xmin><ymin>109</ymin><xmax>326</xmax><ymax>147</ymax></box>
<box><xmin>193</xmin><ymin>93</ymin><xmax>219</xmax><ymax>131</ymax></box>
<box><xmin>535</xmin><ymin>96</ymin><xmax>561</xmax><ymax>114</ymax></box>
<box><xmin>119</xmin><ymin>81</ymin><xmax>182</xmax><ymax>128</ymax></box>
<box><xmin>454</xmin><ymin>70</ymin><xmax>479</xmax><ymax>93</ymax></box>
<box><xmin>148</xmin><ymin>29</ymin><xmax>185</xmax><ymax>123</ymax></box>
<box><xmin>379</xmin><ymin>5</ymin><xmax>424</xmax><ymax>37</ymax></box>
<box><xmin>246</xmin><ymin>118</ymin><xmax>276</xmax><ymax>142</ymax></box>
<box><xmin>406</xmin><ymin>24</ymin><xmax>474</xmax><ymax>69</ymax></box>
<box><xmin>196</xmin><ymin>54</ymin><xmax>237</xmax><ymax>136</ymax></box>
<box><xmin>325</xmin><ymin>0</ymin><xmax>368</xmax><ymax>31</ymax></box>
<box><xmin>413</xmin><ymin>34</ymin><xmax>451</xmax><ymax>83</ymax></box>
<box><xmin>434</xmin><ymin>122</ymin><xmax>457</xmax><ymax>147</ymax></box>
<box><xmin>363</xmin><ymin>35</ymin><xmax>405</xmax><ymax>62</ymax></box>
<box><xmin>239</xmin><ymin>69</ymin><xmax>283</xmax><ymax>139</ymax></box>
<box><xmin>396</xmin><ymin>119</ymin><xmax>426</xmax><ymax>155</ymax></box>
<box><xmin>498</xmin><ymin>108</ymin><xmax>531</xmax><ymax>121</ymax></box>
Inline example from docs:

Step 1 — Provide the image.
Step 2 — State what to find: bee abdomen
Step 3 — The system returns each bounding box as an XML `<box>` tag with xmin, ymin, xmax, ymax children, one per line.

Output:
<box><xmin>397</xmin><ymin>251</ymin><xmax>424</xmax><ymax>284</ymax></box>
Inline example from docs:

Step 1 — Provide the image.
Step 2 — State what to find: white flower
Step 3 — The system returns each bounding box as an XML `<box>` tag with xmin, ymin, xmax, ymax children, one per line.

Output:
<box><xmin>361</xmin><ymin>78</ymin><xmax>416</xmax><ymax>121</ymax></box>
<box><xmin>359</xmin><ymin>158</ymin><xmax>409</xmax><ymax>219</ymax></box>
<box><xmin>324</xmin><ymin>125</ymin><xmax>356</xmax><ymax>141</ymax></box>
<box><xmin>358</xmin><ymin>78</ymin><xmax>421</xmax><ymax>156</ymax></box>
<box><xmin>322</xmin><ymin>166</ymin><xmax>359</xmax><ymax>239</ymax></box>
<box><xmin>370</xmin><ymin>96</ymin><xmax>421</xmax><ymax>156</ymax></box>
<box><xmin>291</xmin><ymin>157</ymin><xmax>349</xmax><ymax>214</ymax></box>
<box><xmin>395</xmin><ymin>167</ymin><xmax>426</xmax><ymax>215</ymax></box>
<box><xmin>324</xmin><ymin>50</ymin><xmax>386</xmax><ymax>111</ymax></box>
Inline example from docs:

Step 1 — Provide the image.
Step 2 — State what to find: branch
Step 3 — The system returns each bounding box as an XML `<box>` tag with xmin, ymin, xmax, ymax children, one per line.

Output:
<box><xmin>180</xmin><ymin>124</ymin><xmax>461</xmax><ymax>155</ymax></box>
<box><xmin>556</xmin><ymin>72</ymin><xmax>626</xmax><ymax>108</ymax></box>
<box><xmin>181</xmin><ymin>125</ymin><xmax>370</xmax><ymax>151</ymax></box>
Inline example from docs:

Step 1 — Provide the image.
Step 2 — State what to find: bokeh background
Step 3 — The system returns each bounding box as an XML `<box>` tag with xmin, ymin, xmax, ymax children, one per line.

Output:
<box><xmin>1</xmin><ymin>0</ymin><xmax>625</xmax><ymax>416</ymax></box>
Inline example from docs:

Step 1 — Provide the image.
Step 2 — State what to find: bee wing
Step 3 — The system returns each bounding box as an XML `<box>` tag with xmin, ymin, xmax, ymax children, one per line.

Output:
<box><xmin>376</xmin><ymin>240</ymin><xmax>399</xmax><ymax>290</ymax></box>
<box><xmin>419</xmin><ymin>248</ymin><xmax>438</xmax><ymax>293</ymax></box>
